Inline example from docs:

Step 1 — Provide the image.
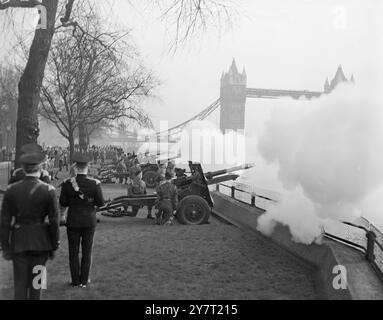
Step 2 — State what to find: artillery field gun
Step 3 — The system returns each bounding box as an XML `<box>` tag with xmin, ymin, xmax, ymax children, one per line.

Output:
<box><xmin>98</xmin><ymin>162</ymin><xmax>253</xmax><ymax>225</ymax></box>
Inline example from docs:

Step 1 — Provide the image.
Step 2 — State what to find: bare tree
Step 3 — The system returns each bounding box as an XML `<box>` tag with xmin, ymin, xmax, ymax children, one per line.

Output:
<box><xmin>39</xmin><ymin>13</ymin><xmax>156</xmax><ymax>160</ymax></box>
<box><xmin>1</xmin><ymin>0</ymin><xmax>234</xmax><ymax>165</ymax></box>
<box><xmin>153</xmin><ymin>0</ymin><xmax>236</xmax><ymax>51</ymax></box>
<box><xmin>0</xmin><ymin>0</ymin><xmax>75</xmax><ymax>166</ymax></box>
<box><xmin>0</xmin><ymin>66</ymin><xmax>19</xmax><ymax>154</ymax></box>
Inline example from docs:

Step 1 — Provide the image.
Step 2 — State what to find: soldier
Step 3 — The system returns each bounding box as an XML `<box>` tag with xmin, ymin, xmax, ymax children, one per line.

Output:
<box><xmin>166</xmin><ymin>160</ymin><xmax>176</xmax><ymax>177</ymax></box>
<box><xmin>0</xmin><ymin>150</ymin><xmax>60</xmax><ymax>300</ymax></box>
<box><xmin>155</xmin><ymin>171</ymin><xmax>178</xmax><ymax>225</ymax></box>
<box><xmin>59</xmin><ymin>153</ymin><xmax>105</xmax><ymax>288</ymax></box>
<box><xmin>156</xmin><ymin>161</ymin><xmax>166</xmax><ymax>186</ymax></box>
<box><xmin>9</xmin><ymin>144</ymin><xmax>50</xmax><ymax>184</ymax></box>
<box><xmin>127</xmin><ymin>167</ymin><xmax>154</xmax><ymax>219</ymax></box>
<box><xmin>116</xmin><ymin>158</ymin><xmax>127</xmax><ymax>184</ymax></box>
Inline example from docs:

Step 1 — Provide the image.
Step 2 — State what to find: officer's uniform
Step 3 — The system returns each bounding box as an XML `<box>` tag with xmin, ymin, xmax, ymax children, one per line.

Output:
<box><xmin>155</xmin><ymin>174</ymin><xmax>178</xmax><ymax>225</ymax></box>
<box><xmin>59</xmin><ymin>154</ymin><xmax>104</xmax><ymax>287</ymax></box>
<box><xmin>0</xmin><ymin>150</ymin><xmax>60</xmax><ymax>300</ymax></box>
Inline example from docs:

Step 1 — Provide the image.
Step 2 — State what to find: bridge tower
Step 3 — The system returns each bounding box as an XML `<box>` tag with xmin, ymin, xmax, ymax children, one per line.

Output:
<box><xmin>220</xmin><ymin>59</ymin><xmax>247</xmax><ymax>133</ymax></box>
<box><xmin>324</xmin><ymin>65</ymin><xmax>354</xmax><ymax>93</ymax></box>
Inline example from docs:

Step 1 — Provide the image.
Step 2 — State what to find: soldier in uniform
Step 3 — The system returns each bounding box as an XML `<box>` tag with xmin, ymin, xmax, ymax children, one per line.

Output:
<box><xmin>166</xmin><ymin>160</ymin><xmax>176</xmax><ymax>177</ymax></box>
<box><xmin>59</xmin><ymin>153</ymin><xmax>105</xmax><ymax>288</ymax></box>
<box><xmin>155</xmin><ymin>171</ymin><xmax>178</xmax><ymax>225</ymax></box>
<box><xmin>0</xmin><ymin>148</ymin><xmax>60</xmax><ymax>300</ymax></box>
<box><xmin>9</xmin><ymin>144</ymin><xmax>51</xmax><ymax>185</ymax></box>
<box><xmin>155</xmin><ymin>161</ymin><xmax>166</xmax><ymax>186</ymax></box>
<box><xmin>116</xmin><ymin>158</ymin><xmax>127</xmax><ymax>184</ymax></box>
<box><xmin>127</xmin><ymin>167</ymin><xmax>154</xmax><ymax>219</ymax></box>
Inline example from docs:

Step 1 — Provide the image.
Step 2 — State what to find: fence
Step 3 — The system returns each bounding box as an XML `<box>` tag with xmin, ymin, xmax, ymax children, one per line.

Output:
<box><xmin>215</xmin><ymin>181</ymin><xmax>383</xmax><ymax>282</ymax></box>
<box><xmin>216</xmin><ymin>181</ymin><xmax>280</xmax><ymax>211</ymax></box>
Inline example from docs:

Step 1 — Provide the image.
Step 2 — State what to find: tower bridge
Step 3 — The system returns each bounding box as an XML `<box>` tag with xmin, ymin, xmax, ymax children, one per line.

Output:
<box><xmin>147</xmin><ymin>59</ymin><xmax>354</xmax><ymax>140</ymax></box>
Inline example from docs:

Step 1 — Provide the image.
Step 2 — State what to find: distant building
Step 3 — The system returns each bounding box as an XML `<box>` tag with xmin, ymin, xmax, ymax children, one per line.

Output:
<box><xmin>324</xmin><ymin>65</ymin><xmax>354</xmax><ymax>93</ymax></box>
<box><xmin>220</xmin><ymin>59</ymin><xmax>247</xmax><ymax>133</ymax></box>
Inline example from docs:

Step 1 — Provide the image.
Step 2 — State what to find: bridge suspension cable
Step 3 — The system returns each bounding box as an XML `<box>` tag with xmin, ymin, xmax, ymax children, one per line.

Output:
<box><xmin>155</xmin><ymin>98</ymin><xmax>221</xmax><ymax>137</ymax></box>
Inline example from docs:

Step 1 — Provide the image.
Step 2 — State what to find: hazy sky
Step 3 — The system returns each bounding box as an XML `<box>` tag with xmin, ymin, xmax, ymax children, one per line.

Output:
<box><xmin>1</xmin><ymin>0</ymin><xmax>382</xmax><ymax>130</ymax></box>
<box><xmin>114</xmin><ymin>0</ymin><xmax>383</xmax><ymax>129</ymax></box>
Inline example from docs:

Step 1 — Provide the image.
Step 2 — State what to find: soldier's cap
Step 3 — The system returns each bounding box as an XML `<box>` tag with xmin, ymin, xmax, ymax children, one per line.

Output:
<box><xmin>20</xmin><ymin>143</ymin><xmax>44</xmax><ymax>155</ymax></box>
<box><xmin>73</xmin><ymin>153</ymin><xmax>91</xmax><ymax>165</ymax></box>
<box><xmin>20</xmin><ymin>152</ymin><xmax>45</xmax><ymax>165</ymax></box>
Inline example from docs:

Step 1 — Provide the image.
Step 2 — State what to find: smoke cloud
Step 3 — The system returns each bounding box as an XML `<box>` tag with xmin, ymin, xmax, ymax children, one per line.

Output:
<box><xmin>252</xmin><ymin>82</ymin><xmax>383</xmax><ymax>243</ymax></box>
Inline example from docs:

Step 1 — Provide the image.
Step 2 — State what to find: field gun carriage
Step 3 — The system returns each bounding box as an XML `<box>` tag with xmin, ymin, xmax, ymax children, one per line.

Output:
<box><xmin>98</xmin><ymin>162</ymin><xmax>253</xmax><ymax>225</ymax></box>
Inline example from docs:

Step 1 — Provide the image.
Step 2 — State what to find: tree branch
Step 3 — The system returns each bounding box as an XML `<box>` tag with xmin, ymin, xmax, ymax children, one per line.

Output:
<box><xmin>0</xmin><ymin>0</ymin><xmax>42</xmax><ymax>10</ymax></box>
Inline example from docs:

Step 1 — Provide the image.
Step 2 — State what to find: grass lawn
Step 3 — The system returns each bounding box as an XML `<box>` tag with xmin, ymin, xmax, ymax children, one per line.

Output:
<box><xmin>0</xmin><ymin>180</ymin><xmax>320</xmax><ymax>300</ymax></box>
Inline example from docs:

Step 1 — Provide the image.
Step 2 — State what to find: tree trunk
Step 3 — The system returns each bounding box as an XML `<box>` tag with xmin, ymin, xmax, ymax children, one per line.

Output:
<box><xmin>86</xmin><ymin>129</ymin><xmax>90</xmax><ymax>147</ymax></box>
<box><xmin>68</xmin><ymin>131</ymin><xmax>75</xmax><ymax>164</ymax></box>
<box><xmin>15</xmin><ymin>0</ymin><xmax>59</xmax><ymax>167</ymax></box>
<box><xmin>78</xmin><ymin>123</ymin><xmax>88</xmax><ymax>153</ymax></box>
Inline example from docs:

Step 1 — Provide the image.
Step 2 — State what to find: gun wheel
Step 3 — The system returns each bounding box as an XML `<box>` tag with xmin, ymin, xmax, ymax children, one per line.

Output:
<box><xmin>177</xmin><ymin>195</ymin><xmax>210</xmax><ymax>225</ymax></box>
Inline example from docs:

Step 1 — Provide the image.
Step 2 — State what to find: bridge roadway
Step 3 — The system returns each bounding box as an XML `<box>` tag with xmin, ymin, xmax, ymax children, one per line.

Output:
<box><xmin>246</xmin><ymin>88</ymin><xmax>323</xmax><ymax>100</ymax></box>
<box><xmin>0</xmin><ymin>183</ymin><xmax>321</xmax><ymax>300</ymax></box>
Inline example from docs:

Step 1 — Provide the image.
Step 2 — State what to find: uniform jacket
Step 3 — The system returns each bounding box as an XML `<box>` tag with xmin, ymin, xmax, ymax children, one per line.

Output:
<box><xmin>127</xmin><ymin>178</ymin><xmax>147</xmax><ymax>196</ymax></box>
<box><xmin>59</xmin><ymin>174</ymin><xmax>105</xmax><ymax>228</ymax></box>
<box><xmin>0</xmin><ymin>177</ymin><xmax>60</xmax><ymax>254</ymax></box>
<box><xmin>116</xmin><ymin>162</ymin><xmax>127</xmax><ymax>173</ymax></box>
<box><xmin>155</xmin><ymin>180</ymin><xmax>178</xmax><ymax>209</ymax></box>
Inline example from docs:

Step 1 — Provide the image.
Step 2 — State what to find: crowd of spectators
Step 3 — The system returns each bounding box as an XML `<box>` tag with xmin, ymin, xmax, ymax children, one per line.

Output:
<box><xmin>2</xmin><ymin>143</ymin><xmax>161</xmax><ymax>185</ymax></box>
<box><xmin>86</xmin><ymin>145</ymin><xmax>157</xmax><ymax>167</ymax></box>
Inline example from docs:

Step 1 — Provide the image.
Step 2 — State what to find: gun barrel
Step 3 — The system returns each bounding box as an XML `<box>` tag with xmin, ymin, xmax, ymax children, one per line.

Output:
<box><xmin>205</xmin><ymin>163</ymin><xmax>254</xmax><ymax>179</ymax></box>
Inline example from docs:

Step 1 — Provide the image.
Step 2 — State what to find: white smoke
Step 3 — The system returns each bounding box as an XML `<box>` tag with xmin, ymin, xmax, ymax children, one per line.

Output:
<box><xmin>256</xmin><ymin>187</ymin><xmax>324</xmax><ymax>245</ymax></box>
<box><xmin>252</xmin><ymin>82</ymin><xmax>383</xmax><ymax>243</ymax></box>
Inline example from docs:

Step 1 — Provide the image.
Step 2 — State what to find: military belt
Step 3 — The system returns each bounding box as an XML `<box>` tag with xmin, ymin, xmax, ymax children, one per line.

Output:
<box><xmin>13</xmin><ymin>221</ymin><xmax>46</xmax><ymax>229</ymax></box>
